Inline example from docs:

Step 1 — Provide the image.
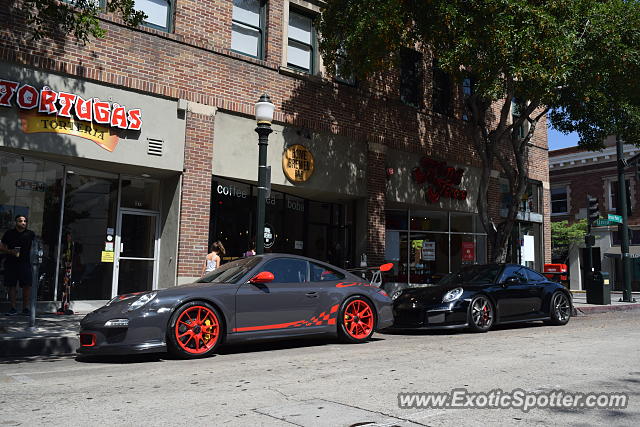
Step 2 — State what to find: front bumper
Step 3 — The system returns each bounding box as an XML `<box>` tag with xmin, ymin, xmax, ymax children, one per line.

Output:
<box><xmin>76</xmin><ymin>304</ymin><xmax>171</xmax><ymax>355</ymax></box>
<box><xmin>392</xmin><ymin>300</ymin><xmax>470</xmax><ymax>329</ymax></box>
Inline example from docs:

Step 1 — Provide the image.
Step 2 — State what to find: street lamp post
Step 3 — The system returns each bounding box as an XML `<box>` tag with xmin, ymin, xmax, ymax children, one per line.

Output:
<box><xmin>254</xmin><ymin>94</ymin><xmax>275</xmax><ymax>255</ymax></box>
<box><xmin>615</xmin><ymin>134</ymin><xmax>635</xmax><ymax>302</ymax></box>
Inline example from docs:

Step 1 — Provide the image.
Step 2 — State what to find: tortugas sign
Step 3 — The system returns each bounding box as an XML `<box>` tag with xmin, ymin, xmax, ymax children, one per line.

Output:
<box><xmin>0</xmin><ymin>78</ymin><xmax>143</xmax><ymax>152</ymax></box>
<box><xmin>283</xmin><ymin>144</ymin><xmax>314</xmax><ymax>182</ymax></box>
<box><xmin>412</xmin><ymin>156</ymin><xmax>468</xmax><ymax>203</ymax></box>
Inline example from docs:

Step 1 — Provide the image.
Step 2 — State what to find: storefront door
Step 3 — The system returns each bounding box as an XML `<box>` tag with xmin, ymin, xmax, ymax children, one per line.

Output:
<box><xmin>113</xmin><ymin>210</ymin><xmax>159</xmax><ymax>295</ymax></box>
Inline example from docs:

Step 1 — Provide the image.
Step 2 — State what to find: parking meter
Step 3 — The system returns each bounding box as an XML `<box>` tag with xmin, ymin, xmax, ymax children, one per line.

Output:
<box><xmin>29</xmin><ymin>238</ymin><xmax>43</xmax><ymax>329</ymax></box>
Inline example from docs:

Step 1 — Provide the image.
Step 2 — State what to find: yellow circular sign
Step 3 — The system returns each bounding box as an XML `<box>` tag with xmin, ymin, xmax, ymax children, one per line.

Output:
<box><xmin>282</xmin><ymin>144</ymin><xmax>315</xmax><ymax>182</ymax></box>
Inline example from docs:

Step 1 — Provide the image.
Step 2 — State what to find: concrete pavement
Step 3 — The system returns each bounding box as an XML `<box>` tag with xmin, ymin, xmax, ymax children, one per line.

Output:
<box><xmin>1</xmin><ymin>291</ymin><xmax>639</xmax><ymax>358</ymax></box>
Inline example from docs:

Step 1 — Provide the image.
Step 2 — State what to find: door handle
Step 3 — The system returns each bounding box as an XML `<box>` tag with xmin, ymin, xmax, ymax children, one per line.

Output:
<box><xmin>305</xmin><ymin>291</ymin><xmax>319</xmax><ymax>298</ymax></box>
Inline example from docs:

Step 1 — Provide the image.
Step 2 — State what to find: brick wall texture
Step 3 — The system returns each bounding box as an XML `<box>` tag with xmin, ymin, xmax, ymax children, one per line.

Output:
<box><xmin>0</xmin><ymin>0</ymin><xmax>551</xmax><ymax>275</ymax></box>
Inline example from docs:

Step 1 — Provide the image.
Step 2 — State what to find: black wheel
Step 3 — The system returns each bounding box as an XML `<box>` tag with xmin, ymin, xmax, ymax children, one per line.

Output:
<box><xmin>167</xmin><ymin>301</ymin><xmax>223</xmax><ymax>359</ymax></box>
<box><xmin>545</xmin><ymin>291</ymin><xmax>571</xmax><ymax>326</ymax></box>
<box><xmin>338</xmin><ymin>296</ymin><xmax>376</xmax><ymax>343</ymax></box>
<box><xmin>467</xmin><ymin>295</ymin><xmax>494</xmax><ymax>333</ymax></box>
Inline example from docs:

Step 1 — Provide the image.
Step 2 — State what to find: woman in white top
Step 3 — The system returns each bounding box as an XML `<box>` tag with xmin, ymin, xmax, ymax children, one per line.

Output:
<box><xmin>201</xmin><ymin>241</ymin><xmax>225</xmax><ymax>276</ymax></box>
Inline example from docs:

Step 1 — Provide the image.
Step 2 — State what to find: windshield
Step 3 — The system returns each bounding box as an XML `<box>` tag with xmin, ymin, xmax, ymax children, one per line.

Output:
<box><xmin>197</xmin><ymin>256</ymin><xmax>262</xmax><ymax>284</ymax></box>
<box><xmin>438</xmin><ymin>265</ymin><xmax>502</xmax><ymax>286</ymax></box>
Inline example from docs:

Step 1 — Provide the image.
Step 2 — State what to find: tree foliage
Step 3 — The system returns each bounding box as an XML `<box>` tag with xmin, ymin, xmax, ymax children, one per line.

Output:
<box><xmin>20</xmin><ymin>0</ymin><xmax>146</xmax><ymax>43</ymax></box>
<box><xmin>551</xmin><ymin>220</ymin><xmax>587</xmax><ymax>262</ymax></box>
<box><xmin>318</xmin><ymin>0</ymin><xmax>640</xmax><ymax>262</ymax></box>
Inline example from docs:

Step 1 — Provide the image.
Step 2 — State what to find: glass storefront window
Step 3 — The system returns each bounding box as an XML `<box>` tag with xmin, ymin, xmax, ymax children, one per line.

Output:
<box><xmin>120</xmin><ymin>178</ymin><xmax>160</xmax><ymax>210</ymax></box>
<box><xmin>409</xmin><ymin>233</ymin><xmax>449</xmax><ymax>283</ymax></box>
<box><xmin>0</xmin><ymin>153</ymin><xmax>63</xmax><ymax>301</ymax></box>
<box><xmin>451</xmin><ymin>212</ymin><xmax>474</xmax><ymax>233</ymax></box>
<box><xmin>384</xmin><ymin>210</ymin><xmax>488</xmax><ymax>287</ymax></box>
<box><xmin>284</xmin><ymin>195</ymin><xmax>305</xmax><ymax>255</ymax></box>
<box><xmin>208</xmin><ymin>176</ymin><xmax>352</xmax><ymax>265</ymax></box>
<box><xmin>62</xmin><ymin>168</ymin><xmax>118</xmax><ymax>300</ymax></box>
<box><xmin>210</xmin><ymin>178</ymin><xmax>252</xmax><ymax>261</ymax></box>
<box><xmin>385</xmin><ymin>210</ymin><xmax>408</xmax><ymax>230</ymax></box>
<box><xmin>410</xmin><ymin>211</ymin><xmax>447</xmax><ymax>232</ymax></box>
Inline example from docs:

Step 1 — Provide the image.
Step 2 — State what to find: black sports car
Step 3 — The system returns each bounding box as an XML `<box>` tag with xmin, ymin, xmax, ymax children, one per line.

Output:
<box><xmin>392</xmin><ymin>264</ymin><xmax>572</xmax><ymax>332</ymax></box>
<box><xmin>77</xmin><ymin>254</ymin><xmax>393</xmax><ymax>358</ymax></box>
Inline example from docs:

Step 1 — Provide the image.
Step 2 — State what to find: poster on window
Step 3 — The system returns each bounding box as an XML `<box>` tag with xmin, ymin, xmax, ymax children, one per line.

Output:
<box><xmin>462</xmin><ymin>241</ymin><xmax>475</xmax><ymax>262</ymax></box>
<box><xmin>421</xmin><ymin>241</ymin><xmax>436</xmax><ymax>261</ymax></box>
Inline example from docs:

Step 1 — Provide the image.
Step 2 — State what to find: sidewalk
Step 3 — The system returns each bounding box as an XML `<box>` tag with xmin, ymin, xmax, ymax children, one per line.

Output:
<box><xmin>0</xmin><ymin>313</ymin><xmax>83</xmax><ymax>358</ymax></box>
<box><xmin>1</xmin><ymin>292</ymin><xmax>639</xmax><ymax>358</ymax></box>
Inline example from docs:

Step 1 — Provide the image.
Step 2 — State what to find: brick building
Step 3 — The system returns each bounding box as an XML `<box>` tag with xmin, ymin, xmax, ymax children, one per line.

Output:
<box><xmin>549</xmin><ymin>137</ymin><xmax>640</xmax><ymax>290</ymax></box>
<box><xmin>0</xmin><ymin>0</ymin><xmax>550</xmax><ymax>305</ymax></box>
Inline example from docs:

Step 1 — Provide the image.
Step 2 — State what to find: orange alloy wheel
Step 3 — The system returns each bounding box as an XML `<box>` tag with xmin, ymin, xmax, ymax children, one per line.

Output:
<box><xmin>343</xmin><ymin>299</ymin><xmax>374</xmax><ymax>340</ymax></box>
<box><xmin>174</xmin><ymin>305</ymin><xmax>220</xmax><ymax>354</ymax></box>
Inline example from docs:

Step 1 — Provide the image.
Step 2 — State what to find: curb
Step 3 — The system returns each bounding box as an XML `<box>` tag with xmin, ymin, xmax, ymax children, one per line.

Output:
<box><xmin>575</xmin><ymin>303</ymin><xmax>640</xmax><ymax>315</ymax></box>
<box><xmin>0</xmin><ymin>335</ymin><xmax>78</xmax><ymax>358</ymax></box>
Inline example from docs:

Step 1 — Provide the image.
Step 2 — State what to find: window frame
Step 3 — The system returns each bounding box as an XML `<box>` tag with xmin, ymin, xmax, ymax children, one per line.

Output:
<box><xmin>550</xmin><ymin>185</ymin><xmax>569</xmax><ymax>215</ymax></box>
<box><xmin>136</xmin><ymin>0</ymin><xmax>174</xmax><ymax>33</ymax></box>
<box><xmin>511</xmin><ymin>98</ymin><xmax>528</xmax><ymax>139</ymax></box>
<box><xmin>334</xmin><ymin>49</ymin><xmax>356</xmax><ymax>86</ymax></box>
<box><xmin>287</xmin><ymin>8</ymin><xmax>317</xmax><ymax>74</ymax></box>
<box><xmin>399</xmin><ymin>47</ymin><xmax>423</xmax><ymax>108</ymax></box>
<box><xmin>231</xmin><ymin>0</ymin><xmax>266</xmax><ymax>60</ymax></box>
<box><xmin>609</xmin><ymin>179</ymin><xmax>632</xmax><ymax>215</ymax></box>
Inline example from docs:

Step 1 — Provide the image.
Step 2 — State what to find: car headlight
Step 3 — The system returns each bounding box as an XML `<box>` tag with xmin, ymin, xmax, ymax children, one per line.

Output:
<box><xmin>128</xmin><ymin>292</ymin><xmax>157</xmax><ymax>311</ymax></box>
<box><xmin>442</xmin><ymin>287</ymin><xmax>463</xmax><ymax>303</ymax></box>
<box><xmin>391</xmin><ymin>289</ymin><xmax>403</xmax><ymax>300</ymax></box>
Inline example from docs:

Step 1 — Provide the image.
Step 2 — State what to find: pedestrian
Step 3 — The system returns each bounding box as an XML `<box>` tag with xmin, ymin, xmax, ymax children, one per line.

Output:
<box><xmin>0</xmin><ymin>215</ymin><xmax>35</xmax><ymax>316</ymax></box>
<box><xmin>201</xmin><ymin>241</ymin><xmax>225</xmax><ymax>276</ymax></box>
<box><xmin>244</xmin><ymin>241</ymin><xmax>256</xmax><ymax>258</ymax></box>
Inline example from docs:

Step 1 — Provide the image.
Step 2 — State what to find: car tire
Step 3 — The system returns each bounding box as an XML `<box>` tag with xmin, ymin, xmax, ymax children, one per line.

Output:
<box><xmin>545</xmin><ymin>291</ymin><xmax>571</xmax><ymax>326</ymax></box>
<box><xmin>467</xmin><ymin>295</ymin><xmax>494</xmax><ymax>333</ymax></box>
<box><xmin>338</xmin><ymin>296</ymin><xmax>376</xmax><ymax>343</ymax></box>
<box><xmin>167</xmin><ymin>300</ymin><xmax>223</xmax><ymax>359</ymax></box>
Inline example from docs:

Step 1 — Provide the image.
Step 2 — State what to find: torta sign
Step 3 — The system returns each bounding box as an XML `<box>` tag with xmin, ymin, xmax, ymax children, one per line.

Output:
<box><xmin>412</xmin><ymin>156</ymin><xmax>468</xmax><ymax>203</ymax></box>
<box><xmin>0</xmin><ymin>78</ymin><xmax>143</xmax><ymax>152</ymax></box>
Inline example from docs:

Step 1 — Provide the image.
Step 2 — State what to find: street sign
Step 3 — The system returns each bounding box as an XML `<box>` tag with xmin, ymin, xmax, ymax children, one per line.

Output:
<box><xmin>608</xmin><ymin>214</ymin><xmax>623</xmax><ymax>223</ymax></box>
<box><xmin>594</xmin><ymin>219</ymin><xmax>612</xmax><ymax>226</ymax></box>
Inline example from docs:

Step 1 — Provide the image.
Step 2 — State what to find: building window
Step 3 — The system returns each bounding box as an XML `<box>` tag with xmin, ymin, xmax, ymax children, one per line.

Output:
<box><xmin>432</xmin><ymin>61</ymin><xmax>452</xmax><ymax>115</ymax></box>
<box><xmin>512</xmin><ymin>98</ymin><xmax>527</xmax><ymax>139</ymax></box>
<box><xmin>609</xmin><ymin>180</ymin><xmax>632</xmax><ymax>215</ymax></box>
<box><xmin>462</xmin><ymin>77</ymin><xmax>474</xmax><ymax>121</ymax></box>
<box><xmin>551</xmin><ymin>186</ymin><xmax>569</xmax><ymax>214</ymax></box>
<box><xmin>399</xmin><ymin>48</ymin><xmax>423</xmax><ymax>108</ymax></box>
<box><xmin>231</xmin><ymin>0</ymin><xmax>265</xmax><ymax>59</ymax></box>
<box><xmin>288</xmin><ymin>9</ymin><xmax>316</xmax><ymax>73</ymax></box>
<box><xmin>135</xmin><ymin>0</ymin><xmax>172</xmax><ymax>32</ymax></box>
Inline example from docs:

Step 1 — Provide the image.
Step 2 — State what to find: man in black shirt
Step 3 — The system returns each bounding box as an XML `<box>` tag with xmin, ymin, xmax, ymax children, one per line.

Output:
<box><xmin>1</xmin><ymin>215</ymin><xmax>35</xmax><ymax>316</ymax></box>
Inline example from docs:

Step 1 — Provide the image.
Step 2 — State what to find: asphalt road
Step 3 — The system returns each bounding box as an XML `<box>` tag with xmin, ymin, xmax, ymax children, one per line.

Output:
<box><xmin>1</xmin><ymin>311</ymin><xmax>639</xmax><ymax>426</ymax></box>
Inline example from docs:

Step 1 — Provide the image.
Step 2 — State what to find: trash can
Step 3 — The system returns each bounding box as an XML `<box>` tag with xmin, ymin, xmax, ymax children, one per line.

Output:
<box><xmin>586</xmin><ymin>271</ymin><xmax>611</xmax><ymax>305</ymax></box>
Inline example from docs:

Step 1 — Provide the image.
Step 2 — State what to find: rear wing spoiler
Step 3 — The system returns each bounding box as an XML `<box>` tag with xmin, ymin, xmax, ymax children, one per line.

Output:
<box><xmin>347</xmin><ymin>263</ymin><xmax>393</xmax><ymax>287</ymax></box>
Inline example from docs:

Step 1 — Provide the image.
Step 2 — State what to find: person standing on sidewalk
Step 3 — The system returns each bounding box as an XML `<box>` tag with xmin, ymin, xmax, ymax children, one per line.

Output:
<box><xmin>0</xmin><ymin>215</ymin><xmax>35</xmax><ymax>316</ymax></box>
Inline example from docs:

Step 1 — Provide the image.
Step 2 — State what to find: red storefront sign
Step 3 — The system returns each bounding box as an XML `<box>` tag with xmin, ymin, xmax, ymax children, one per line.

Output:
<box><xmin>412</xmin><ymin>157</ymin><xmax>468</xmax><ymax>203</ymax></box>
<box><xmin>462</xmin><ymin>241</ymin><xmax>475</xmax><ymax>261</ymax></box>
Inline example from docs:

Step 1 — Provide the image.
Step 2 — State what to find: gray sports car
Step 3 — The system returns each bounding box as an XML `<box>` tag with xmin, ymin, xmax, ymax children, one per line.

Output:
<box><xmin>77</xmin><ymin>254</ymin><xmax>394</xmax><ymax>358</ymax></box>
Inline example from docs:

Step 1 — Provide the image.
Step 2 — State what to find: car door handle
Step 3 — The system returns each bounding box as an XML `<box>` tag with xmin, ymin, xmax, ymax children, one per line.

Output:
<box><xmin>305</xmin><ymin>291</ymin><xmax>319</xmax><ymax>298</ymax></box>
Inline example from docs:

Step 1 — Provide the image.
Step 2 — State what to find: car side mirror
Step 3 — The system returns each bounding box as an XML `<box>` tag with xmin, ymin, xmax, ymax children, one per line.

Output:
<box><xmin>249</xmin><ymin>271</ymin><xmax>274</xmax><ymax>284</ymax></box>
<box><xmin>503</xmin><ymin>276</ymin><xmax>520</xmax><ymax>286</ymax></box>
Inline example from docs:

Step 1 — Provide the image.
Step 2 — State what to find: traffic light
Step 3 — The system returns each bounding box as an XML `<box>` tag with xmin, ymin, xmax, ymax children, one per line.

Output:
<box><xmin>587</xmin><ymin>195</ymin><xmax>600</xmax><ymax>225</ymax></box>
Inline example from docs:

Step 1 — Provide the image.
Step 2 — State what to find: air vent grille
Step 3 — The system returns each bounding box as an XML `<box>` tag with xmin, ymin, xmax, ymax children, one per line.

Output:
<box><xmin>147</xmin><ymin>138</ymin><xmax>163</xmax><ymax>156</ymax></box>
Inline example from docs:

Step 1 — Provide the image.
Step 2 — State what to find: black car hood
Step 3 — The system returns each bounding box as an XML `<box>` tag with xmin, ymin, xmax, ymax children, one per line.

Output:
<box><xmin>397</xmin><ymin>282</ymin><xmax>489</xmax><ymax>305</ymax></box>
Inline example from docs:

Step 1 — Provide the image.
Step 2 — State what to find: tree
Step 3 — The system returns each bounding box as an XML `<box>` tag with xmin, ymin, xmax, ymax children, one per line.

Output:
<box><xmin>551</xmin><ymin>220</ymin><xmax>587</xmax><ymax>263</ymax></box>
<box><xmin>19</xmin><ymin>0</ymin><xmax>146</xmax><ymax>43</ymax></box>
<box><xmin>318</xmin><ymin>0</ymin><xmax>640</xmax><ymax>262</ymax></box>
